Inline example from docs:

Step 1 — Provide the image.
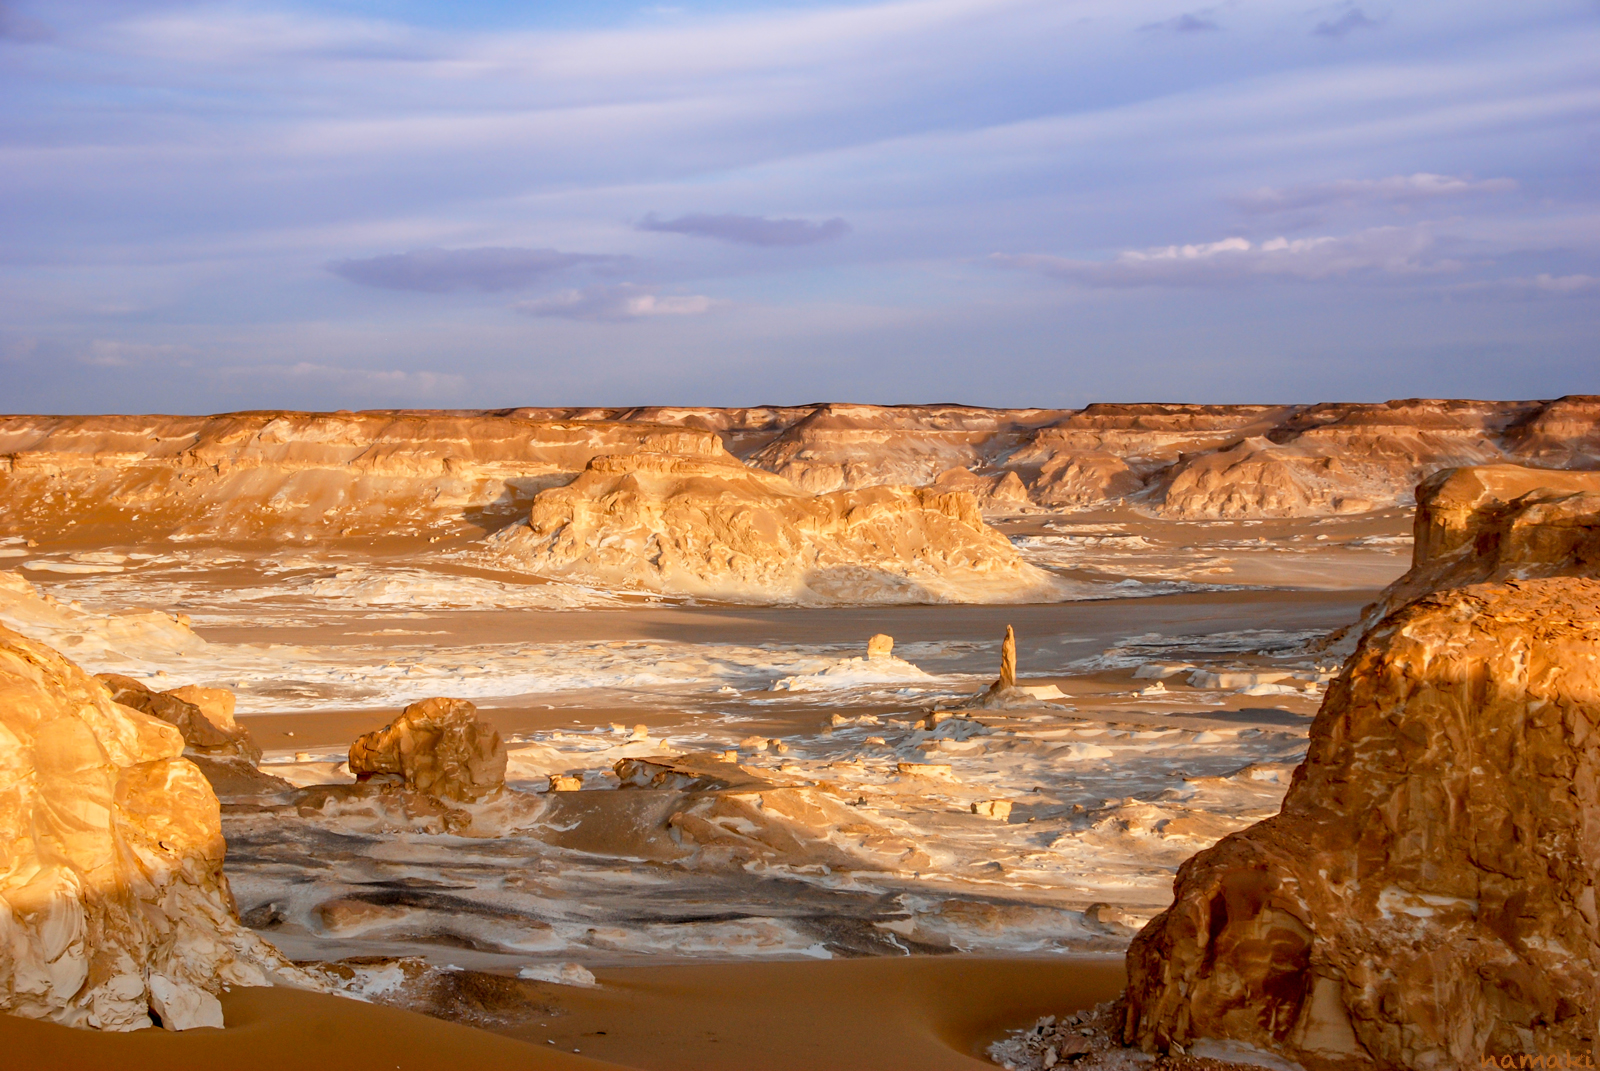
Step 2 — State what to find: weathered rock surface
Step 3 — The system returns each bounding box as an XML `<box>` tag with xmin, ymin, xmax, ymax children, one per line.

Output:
<box><xmin>348</xmin><ymin>697</ymin><xmax>508</xmax><ymax>801</ymax></box>
<box><xmin>0</xmin><ymin>625</ymin><xmax>306</xmax><ymax>1030</ymax></box>
<box><xmin>1123</xmin><ymin>578</ymin><xmax>1600</xmax><ymax>1068</ymax></box>
<box><xmin>0</xmin><ymin>411</ymin><xmax>725</xmax><ymax>543</ymax></box>
<box><xmin>97</xmin><ymin>674</ymin><xmax>261</xmax><ymax>764</ymax></box>
<box><xmin>486</xmin><ymin>451</ymin><xmax>1056</xmax><ymax>603</ymax></box>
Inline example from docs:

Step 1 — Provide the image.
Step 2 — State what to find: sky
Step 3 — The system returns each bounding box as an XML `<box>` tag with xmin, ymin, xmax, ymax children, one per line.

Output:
<box><xmin>1</xmin><ymin>0</ymin><xmax>1596</xmax><ymax>412</ymax></box>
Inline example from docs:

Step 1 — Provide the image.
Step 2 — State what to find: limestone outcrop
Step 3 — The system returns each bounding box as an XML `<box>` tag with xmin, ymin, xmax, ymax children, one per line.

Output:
<box><xmin>4</xmin><ymin>398</ymin><xmax>1596</xmax><ymax>543</ymax></box>
<box><xmin>98</xmin><ymin>674</ymin><xmax>261</xmax><ymax>764</ymax></box>
<box><xmin>1122</xmin><ymin>578</ymin><xmax>1600</xmax><ymax>1068</ymax></box>
<box><xmin>486</xmin><ymin>451</ymin><xmax>1057</xmax><ymax>604</ymax></box>
<box><xmin>1341</xmin><ymin>464</ymin><xmax>1600</xmax><ymax>643</ymax></box>
<box><xmin>956</xmin><ymin>626</ymin><xmax>1065</xmax><ymax>709</ymax></box>
<box><xmin>348</xmin><ymin>697</ymin><xmax>507</xmax><ymax>802</ymax></box>
<box><xmin>0</xmin><ymin>625</ymin><xmax>307</xmax><ymax>1030</ymax></box>
<box><xmin>0</xmin><ymin>411</ymin><xmax>725</xmax><ymax>543</ymax></box>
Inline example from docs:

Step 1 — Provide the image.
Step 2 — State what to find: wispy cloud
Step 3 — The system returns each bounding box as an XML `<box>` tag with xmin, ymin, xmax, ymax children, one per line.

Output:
<box><xmin>993</xmin><ymin>225</ymin><xmax>1457</xmax><ymax>286</ymax></box>
<box><xmin>80</xmin><ymin>339</ymin><xmax>197</xmax><ymax>367</ymax></box>
<box><xmin>230</xmin><ymin>361</ymin><xmax>468</xmax><ymax>395</ymax></box>
<box><xmin>1313</xmin><ymin>5</ymin><xmax>1380</xmax><ymax>38</ymax></box>
<box><xmin>328</xmin><ymin>247</ymin><xmax>630</xmax><ymax>293</ymax></box>
<box><xmin>1473</xmin><ymin>273</ymin><xmax>1600</xmax><ymax>297</ymax></box>
<box><xmin>1139</xmin><ymin>12</ymin><xmax>1221</xmax><ymax>34</ymax></box>
<box><xmin>515</xmin><ymin>284</ymin><xmax>716</xmax><ymax>321</ymax></box>
<box><xmin>637</xmin><ymin>213</ymin><xmax>850</xmax><ymax>247</ymax></box>
<box><xmin>1235</xmin><ymin>173</ymin><xmax>1517</xmax><ymax>214</ymax></box>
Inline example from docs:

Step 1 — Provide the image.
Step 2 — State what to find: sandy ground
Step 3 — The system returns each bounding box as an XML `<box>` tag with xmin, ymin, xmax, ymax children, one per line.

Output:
<box><xmin>231</xmin><ymin>588</ymin><xmax>1369</xmax><ymax>748</ymax></box>
<box><xmin>1</xmin><ymin>956</ymin><xmax>1125</xmax><ymax>1071</ymax></box>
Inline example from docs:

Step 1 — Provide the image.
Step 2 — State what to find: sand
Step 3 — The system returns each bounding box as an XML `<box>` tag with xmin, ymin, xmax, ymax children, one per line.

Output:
<box><xmin>0</xmin><ymin>956</ymin><xmax>1126</xmax><ymax>1071</ymax></box>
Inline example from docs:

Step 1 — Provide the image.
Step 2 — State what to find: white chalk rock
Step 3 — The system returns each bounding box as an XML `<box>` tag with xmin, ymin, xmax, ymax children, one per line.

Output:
<box><xmin>148</xmin><ymin>974</ymin><xmax>224</xmax><ymax>1031</ymax></box>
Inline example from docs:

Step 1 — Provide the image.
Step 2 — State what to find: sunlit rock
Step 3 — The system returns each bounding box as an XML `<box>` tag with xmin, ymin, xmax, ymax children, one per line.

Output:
<box><xmin>348</xmin><ymin>697</ymin><xmax>507</xmax><ymax>802</ymax></box>
<box><xmin>486</xmin><ymin>451</ymin><xmax>1058</xmax><ymax>604</ymax></box>
<box><xmin>0</xmin><ymin>625</ymin><xmax>310</xmax><ymax>1031</ymax></box>
<box><xmin>1123</xmin><ymin>578</ymin><xmax>1600</xmax><ymax>1068</ymax></box>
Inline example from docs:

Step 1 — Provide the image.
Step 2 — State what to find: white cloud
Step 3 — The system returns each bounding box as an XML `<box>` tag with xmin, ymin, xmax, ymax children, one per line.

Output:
<box><xmin>992</xmin><ymin>225</ymin><xmax>1459</xmax><ymax>286</ymax></box>
<box><xmin>1235</xmin><ymin>173</ymin><xmax>1517</xmax><ymax>214</ymax></box>
<box><xmin>515</xmin><ymin>284</ymin><xmax>716</xmax><ymax>321</ymax></box>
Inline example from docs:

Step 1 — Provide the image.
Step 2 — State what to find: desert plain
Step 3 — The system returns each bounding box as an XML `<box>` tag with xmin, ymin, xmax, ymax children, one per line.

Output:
<box><xmin>2</xmin><ymin>397</ymin><xmax>1598</xmax><ymax>1070</ymax></box>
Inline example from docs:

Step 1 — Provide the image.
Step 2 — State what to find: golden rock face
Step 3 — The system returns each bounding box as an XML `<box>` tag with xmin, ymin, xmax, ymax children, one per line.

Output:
<box><xmin>348</xmin><ymin>697</ymin><xmax>508</xmax><ymax>802</ymax></box>
<box><xmin>1123</xmin><ymin>577</ymin><xmax>1600</xmax><ymax>1068</ymax></box>
<box><xmin>0</xmin><ymin>625</ymin><xmax>301</xmax><ymax>1030</ymax></box>
<box><xmin>487</xmin><ymin>451</ymin><xmax>1053</xmax><ymax>604</ymax></box>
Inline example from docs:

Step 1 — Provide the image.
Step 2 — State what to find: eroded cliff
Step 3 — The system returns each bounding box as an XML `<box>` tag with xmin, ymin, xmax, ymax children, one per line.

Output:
<box><xmin>3</xmin><ymin>397</ymin><xmax>1594</xmax><ymax>544</ymax></box>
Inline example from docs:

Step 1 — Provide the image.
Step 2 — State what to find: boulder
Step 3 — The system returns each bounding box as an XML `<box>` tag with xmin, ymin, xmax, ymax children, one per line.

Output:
<box><xmin>97</xmin><ymin>674</ymin><xmax>261</xmax><ymax>764</ymax></box>
<box><xmin>1123</xmin><ymin>578</ymin><xmax>1600</xmax><ymax>1068</ymax></box>
<box><xmin>347</xmin><ymin>697</ymin><xmax>507</xmax><ymax>802</ymax></box>
<box><xmin>0</xmin><ymin>625</ymin><xmax>306</xmax><ymax>1030</ymax></box>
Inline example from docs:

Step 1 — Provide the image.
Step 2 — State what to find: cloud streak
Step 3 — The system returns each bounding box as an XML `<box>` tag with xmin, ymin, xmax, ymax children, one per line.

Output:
<box><xmin>637</xmin><ymin>213</ymin><xmax>851</xmax><ymax>247</ymax></box>
<box><xmin>1313</xmin><ymin>5</ymin><xmax>1380</xmax><ymax>38</ymax></box>
<box><xmin>1139</xmin><ymin>12</ymin><xmax>1221</xmax><ymax>34</ymax></box>
<box><xmin>993</xmin><ymin>226</ymin><xmax>1458</xmax><ymax>287</ymax></box>
<box><xmin>328</xmin><ymin>247</ymin><xmax>630</xmax><ymax>293</ymax></box>
<box><xmin>515</xmin><ymin>285</ymin><xmax>716</xmax><ymax>322</ymax></box>
<box><xmin>1235</xmin><ymin>173</ymin><xmax>1517</xmax><ymax>214</ymax></box>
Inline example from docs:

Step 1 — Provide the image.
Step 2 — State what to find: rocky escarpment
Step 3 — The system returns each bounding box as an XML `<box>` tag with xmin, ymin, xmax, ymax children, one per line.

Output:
<box><xmin>485</xmin><ymin>451</ymin><xmax>1057</xmax><ymax>603</ymax></box>
<box><xmin>1122</xmin><ymin>576</ymin><xmax>1600</xmax><ymax>1068</ymax></box>
<box><xmin>0</xmin><ymin>625</ymin><xmax>308</xmax><ymax>1030</ymax></box>
<box><xmin>4</xmin><ymin>397</ymin><xmax>1596</xmax><ymax>543</ymax></box>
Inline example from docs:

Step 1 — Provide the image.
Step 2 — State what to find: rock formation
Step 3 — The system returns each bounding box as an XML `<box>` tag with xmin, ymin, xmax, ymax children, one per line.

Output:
<box><xmin>486</xmin><ymin>451</ymin><xmax>1056</xmax><ymax>604</ymax></box>
<box><xmin>1334</xmin><ymin>464</ymin><xmax>1600</xmax><ymax>646</ymax></box>
<box><xmin>348</xmin><ymin>697</ymin><xmax>508</xmax><ymax>802</ymax></box>
<box><xmin>866</xmin><ymin>634</ymin><xmax>895</xmax><ymax>660</ymax></box>
<box><xmin>953</xmin><ymin>626</ymin><xmax>1064</xmax><ymax>709</ymax></box>
<box><xmin>1122</xmin><ymin>578</ymin><xmax>1600</xmax><ymax>1068</ymax></box>
<box><xmin>5</xmin><ymin>397</ymin><xmax>1597</xmax><ymax>545</ymax></box>
<box><xmin>0</xmin><ymin>625</ymin><xmax>307</xmax><ymax>1030</ymax></box>
<box><xmin>0</xmin><ymin>411</ymin><xmax>726</xmax><ymax>543</ymax></box>
<box><xmin>97</xmin><ymin>674</ymin><xmax>261</xmax><ymax>764</ymax></box>
<box><xmin>997</xmin><ymin>625</ymin><xmax>1018</xmax><ymax>690</ymax></box>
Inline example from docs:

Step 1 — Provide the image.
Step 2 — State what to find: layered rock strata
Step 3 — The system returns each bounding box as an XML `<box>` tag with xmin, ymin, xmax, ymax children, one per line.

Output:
<box><xmin>0</xmin><ymin>625</ymin><xmax>306</xmax><ymax>1030</ymax></box>
<box><xmin>4</xmin><ymin>397</ymin><xmax>1596</xmax><ymax>541</ymax></box>
<box><xmin>1122</xmin><ymin>578</ymin><xmax>1600</xmax><ymax>1068</ymax></box>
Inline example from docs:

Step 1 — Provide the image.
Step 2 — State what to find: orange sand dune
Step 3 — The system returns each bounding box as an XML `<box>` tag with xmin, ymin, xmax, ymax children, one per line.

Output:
<box><xmin>2</xmin><ymin>956</ymin><xmax>1125</xmax><ymax>1071</ymax></box>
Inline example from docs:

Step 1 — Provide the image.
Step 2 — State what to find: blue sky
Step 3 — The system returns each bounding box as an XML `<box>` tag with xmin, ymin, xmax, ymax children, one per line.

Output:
<box><xmin>1</xmin><ymin>0</ymin><xmax>1596</xmax><ymax>411</ymax></box>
